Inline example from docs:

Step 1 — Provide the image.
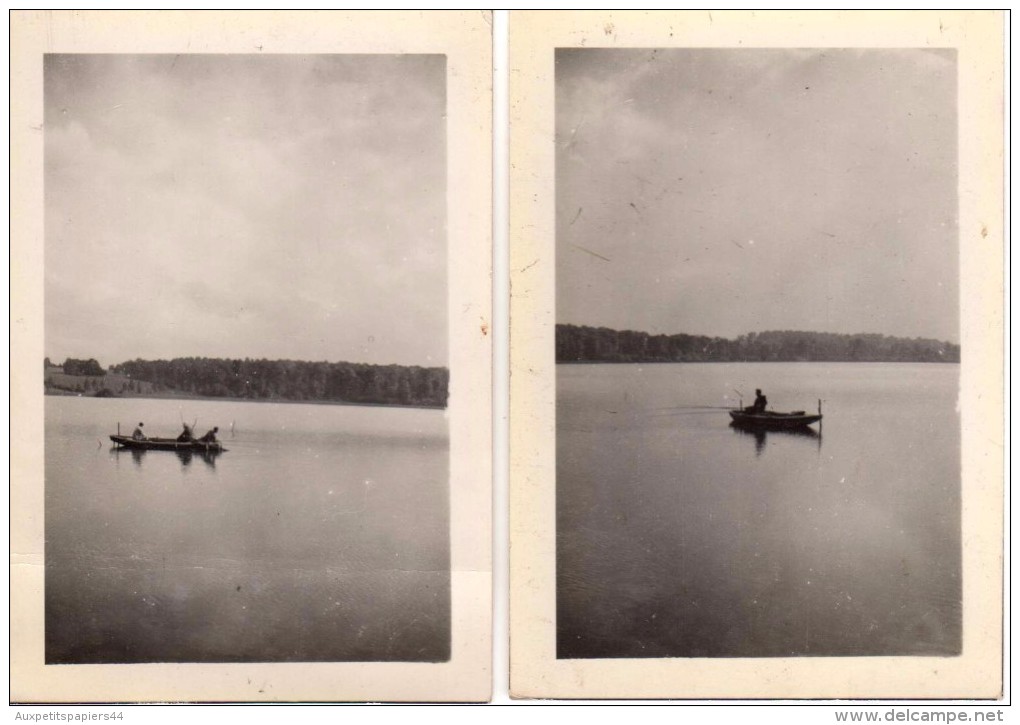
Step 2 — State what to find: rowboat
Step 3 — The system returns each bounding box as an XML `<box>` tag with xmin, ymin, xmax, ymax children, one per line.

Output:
<box><xmin>729</xmin><ymin>410</ymin><xmax>822</xmax><ymax>430</ymax></box>
<box><xmin>109</xmin><ymin>435</ymin><xmax>226</xmax><ymax>453</ymax></box>
<box><xmin>729</xmin><ymin>400</ymin><xmax>822</xmax><ymax>430</ymax></box>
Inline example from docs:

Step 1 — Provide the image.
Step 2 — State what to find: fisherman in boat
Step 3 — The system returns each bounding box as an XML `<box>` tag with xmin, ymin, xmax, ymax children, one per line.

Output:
<box><xmin>132</xmin><ymin>422</ymin><xmax>147</xmax><ymax>440</ymax></box>
<box><xmin>198</xmin><ymin>426</ymin><xmax>219</xmax><ymax>443</ymax></box>
<box><xmin>747</xmin><ymin>389</ymin><xmax>768</xmax><ymax>414</ymax></box>
<box><xmin>177</xmin><ymin>423</ymin><xmax>195</xmax><ymax>442</ymax></box>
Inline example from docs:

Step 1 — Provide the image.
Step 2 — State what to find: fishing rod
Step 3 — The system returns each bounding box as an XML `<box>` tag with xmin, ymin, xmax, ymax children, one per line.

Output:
<box><xmin>650</xmin><ymin>404</ymin><xmax>736</xmax><ymax>411</ymax></box>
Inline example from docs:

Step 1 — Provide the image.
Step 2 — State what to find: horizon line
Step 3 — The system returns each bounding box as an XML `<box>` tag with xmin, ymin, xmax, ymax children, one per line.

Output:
<box><xmin>555</xmin><ymin>322</ymin><xmax>960</xmax><ymax>346</ymax></box>
<box><xmin>44</xmin><ymin>354</ymin><xmax>450</xmax><ymax>371</ymax></box>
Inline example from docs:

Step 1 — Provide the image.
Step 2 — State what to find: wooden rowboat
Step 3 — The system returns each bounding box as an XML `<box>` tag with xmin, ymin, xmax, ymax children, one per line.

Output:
<box><xmin>109</xmin><ymin>435</ymin><xmax>226</xmax><ymax>453</ymax></box>
<box><xmin>729</xmin><ymin>400</ymin><xmax>823</xmax><ymax>430</ymax></box>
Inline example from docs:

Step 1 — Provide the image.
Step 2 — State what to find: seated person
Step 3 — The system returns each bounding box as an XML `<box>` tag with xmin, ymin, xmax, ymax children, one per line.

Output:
<box><xmin>132</xmin><ymin>422</ymin><xmax>147</xmax><ymax>440</ymax></box>
<box><xmin>747</xmin><ymin>389</ymin><xmax>767</xmax><ymax>413</ymax></box>
<box><xmin>198</xmin><ymin>426</ymin><xmax>219</xmax><ymax>443</ymax></box>
<box><xmin>177</xmin><ymin>423</ymin><xmax>195</xmax><ymax>442</ymax></box>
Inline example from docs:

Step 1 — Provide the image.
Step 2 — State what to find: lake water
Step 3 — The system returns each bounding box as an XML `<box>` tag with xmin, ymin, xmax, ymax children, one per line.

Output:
<box><xmin>45</xmin><ymin>396</ymin><xmax>449</xmax><ymax>663</ymax></box>
<box><xmin>557</xmin><ymin>362</ymin><xmax>960</xmax><ymax>658</ymax></box>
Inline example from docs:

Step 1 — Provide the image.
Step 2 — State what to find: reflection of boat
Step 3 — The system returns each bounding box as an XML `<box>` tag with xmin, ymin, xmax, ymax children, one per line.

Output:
<box><xmin>110</xmin><ymin>445</ymin><xmax>220</xmax><ymax>469</ymax></box>
<box><xmin>174</xmin><ymin>448</ymin><xmax>220</xmax><ymax>468</ymax></box>
<box><xmin>729</xmin><ymin>401</ymin><xmax>822</xmax><ymax>430</ymax></box>
<box><xmin>730</xmin><ymin>420</ymin><xmax>821</xmax><ymax>456</ymax></box>
<box><xmin>731</xmin><ymin>422</ymin><xmax>821</xmax><ymax>438</ymax></box>
<box><xmin>109</xmin><ymin>435</ymin><xmax>226</xmax><ymax>453</ymax></box>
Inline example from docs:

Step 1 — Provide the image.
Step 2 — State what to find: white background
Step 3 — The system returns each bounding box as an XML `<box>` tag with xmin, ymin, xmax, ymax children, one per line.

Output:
<box><xmin>4</xmin><ymin>7</ymin><xmax>1011</xmax><ymax>718</ymax></box>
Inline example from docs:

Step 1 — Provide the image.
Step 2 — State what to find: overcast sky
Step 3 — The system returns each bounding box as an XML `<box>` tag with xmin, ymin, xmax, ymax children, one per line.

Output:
<box><xmin>45</xmin><ymin>54</ymin><xmax>446</xmax><ymax>368</ymax></box>
<box><xmin>556</xmin><ymin>48</ymin><xmax>958</xmax><ymax>343</ymax></box>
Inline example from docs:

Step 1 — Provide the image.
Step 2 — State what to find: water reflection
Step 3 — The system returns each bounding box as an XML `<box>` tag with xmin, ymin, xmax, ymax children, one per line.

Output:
<box><xmin>110</xmin><ymin>448</ymin><xmax>148</xmax><ymax>468</ymax></box>
<box><xmin>730</xmin><ymin>422</ymin><xmax>822</xmax><ymax>456</ymax></box>
<box><xmin>175</xmin><ymin>448</ymin><xmax>220</xmax><ymax>469</ymax></box>
<box><xmin>110</xmin><ymin>447</ymin><xmax>220</xmax><ymax>470</ymax></box>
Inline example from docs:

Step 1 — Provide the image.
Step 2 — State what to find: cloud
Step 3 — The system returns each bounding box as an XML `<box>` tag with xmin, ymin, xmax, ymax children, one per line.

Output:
<box><xmin>556</xmin><ymin>49</ymin><xmax>959</xmax><ymax>342</ymax></box>
<box><xmin>45</xmin><ymin>54</ymin><xmax>447</xmax><ymax>367</ymax></box>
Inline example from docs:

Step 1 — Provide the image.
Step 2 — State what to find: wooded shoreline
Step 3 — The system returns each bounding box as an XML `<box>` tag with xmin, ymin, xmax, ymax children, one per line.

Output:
<box><xmin>556</xmin><ymin>324</ymin><xmax>960</xmax><ymax>364</ymax></box>
<box><xmin>44</xmin><ymin>356</ymin><xmax>449</xmax><ymax>409</ymax></box>
<box><xmin>44</xmin><ymin>387</ymin><xmax>447</xmax><ymax>410</ymax></box>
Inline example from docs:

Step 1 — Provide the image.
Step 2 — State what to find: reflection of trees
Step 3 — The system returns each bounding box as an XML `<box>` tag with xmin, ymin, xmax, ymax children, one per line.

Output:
<box><xmin>556</xmin><ymin>324</ymin><xmax>960</xmax><ymax>364</ymax></box>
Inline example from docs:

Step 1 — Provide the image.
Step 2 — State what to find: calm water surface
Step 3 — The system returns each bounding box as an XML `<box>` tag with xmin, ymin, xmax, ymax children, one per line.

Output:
<box><xmin>557</xmin><ymin>362</ymin><xmax>960</xmax><ymax>658</ymax></box>
<box><xmin>46</xmin><ymin>397</ymin><xmax>449</xmax><ymax>663</ymax></box>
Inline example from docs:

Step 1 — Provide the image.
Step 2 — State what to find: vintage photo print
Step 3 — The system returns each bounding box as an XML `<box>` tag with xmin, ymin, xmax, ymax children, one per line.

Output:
<box><xmin>510</xmin><ymin>10</ymin><xmax>1002</xmax><ymax>699</ymax></box>
<box><xmin>13</xmin><ymin>10</ymin><xmax>492</xmax><ymax>703</ymax></box>
<box><xmin>556</xmin><ymin>46</ymin><xmax>961</xmax><ymax>660</ymax></box>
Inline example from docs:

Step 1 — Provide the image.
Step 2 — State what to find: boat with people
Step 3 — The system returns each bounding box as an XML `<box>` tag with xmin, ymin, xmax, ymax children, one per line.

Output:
<box><xmin>729</xmin><ymin>397</ymin><xmax>823</xmax><ymax>431</ymax></box>
<box><xmin>111</xmin><ymin>420</ymin><xmax>225</xmax><ymax>453</ymax></box>
<box><xmin>109</xmin><ymin>434</ymin><xmax>227</xmax><ymax>453</ymax></box>
<box><xmin>729</xmin><ymin>409</ymin><xmax>822</xmax><ymax>430</ymax></box>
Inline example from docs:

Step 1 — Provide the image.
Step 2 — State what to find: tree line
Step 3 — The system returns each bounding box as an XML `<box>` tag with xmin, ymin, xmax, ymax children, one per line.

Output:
<box><xmin>47</xmin><ymin>357</ymin><xmax>106</xmax><ymax>376</ymax></box>
<box><xmin>556</xmin><ymin>324</ymin><xmax>960</xmax><ymax>364</ymax></box>
<box><xmin>107</xmin><ymin>357</ymin><xmax>449</xmax><ymax>408</ymax></box>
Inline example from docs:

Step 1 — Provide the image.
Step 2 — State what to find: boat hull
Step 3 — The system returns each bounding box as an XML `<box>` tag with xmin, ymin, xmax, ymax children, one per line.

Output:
<box><xmin>729</xmin><ymin>410</ymin><xmax>822</xmax><ymax>430</ymax></box>
<box><xmin>110</xmin><ymin>435</ymin><xmax>225</xmax><ymax>453</ymax></box>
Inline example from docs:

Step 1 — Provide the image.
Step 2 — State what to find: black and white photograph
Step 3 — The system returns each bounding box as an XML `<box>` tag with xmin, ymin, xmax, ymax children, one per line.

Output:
<box><xmin>43</xmin><ymin>52</ymin><xmax>450</xmax><ymax>664</ymax></box>
<box><xmin>509</xmin><ymin>10</ymin><xmax>1002</xmax><ymax>700</ymax></box>
<box><xmin>13</xmin><ymin>10</ymin><xmax>492</xmax><ymax>703</ymax></box>
<box><xmin>555</xmin><ymin>47</ymin><xmax>961</xmax><ymax>660</ymax></box>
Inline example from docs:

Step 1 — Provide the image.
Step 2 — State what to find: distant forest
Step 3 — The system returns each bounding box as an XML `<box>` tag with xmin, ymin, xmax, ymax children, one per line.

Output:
<box><xmin>105</xmin><ymin>357</ymin><xmax>449</xmax><ymax>408</ymax></box>
<box><xmin>46</xmin><ymin>357</ymin><xmax>105</xmax><ymax>376</ymax></box>
<box><xmin>556</xmin><ymin>325</ymin><xmax>960</xmax><ymax>364</ymax></box>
